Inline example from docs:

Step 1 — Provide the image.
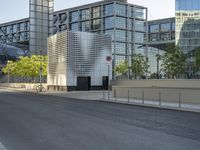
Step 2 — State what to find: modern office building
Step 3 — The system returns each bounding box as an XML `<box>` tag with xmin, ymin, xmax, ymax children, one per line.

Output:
<box><xmin>0</xmin><ymin>0</ymin><xmax>148</xmax><ymax>78</ymax></box>
<box><xmin>147</xmin><ymin>18</ymin><xmax>175</xmax><ymax>75</ymax></box>
<box><xmin>176</xmin><ymin>0</ymin><xmax>200</xmax><ymax>76</ymax></box>
<box><xmin>148</xmin><ymin>17</ymin><xmax>175</xmax><ymax>50</ymax></box>
<box><xmin>48</xmin><ymin>30</ymin><xmax>112</xmax><ymax>91</ymax></box>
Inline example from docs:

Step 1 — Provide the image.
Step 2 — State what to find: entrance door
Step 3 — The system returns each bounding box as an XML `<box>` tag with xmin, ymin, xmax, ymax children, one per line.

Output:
<box><xmin>77</xmin><ymin>77</ymin><xmax>91</xmax><ymax>91</ymax></box>
<box><xmin>102</xmin><ymin>76</ymin><xmax>109</xmax><ymax>90</ymax></box>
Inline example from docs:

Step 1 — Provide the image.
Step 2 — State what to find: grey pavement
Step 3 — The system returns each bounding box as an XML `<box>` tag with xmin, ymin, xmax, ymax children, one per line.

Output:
<box><xmin>0</xmin><ymin>89</ymin><xmax>200</xmax><ymax>150</ymax></box>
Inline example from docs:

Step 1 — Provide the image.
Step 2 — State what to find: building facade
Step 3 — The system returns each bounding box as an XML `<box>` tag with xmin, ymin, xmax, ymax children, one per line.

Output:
<box><xmin>176</xmin><ymin>0</ymin><xmax>200</xmax><ymax>76</ymax></box>
<box><xmin>0</xmin><ymin>0</ymin><xmax>147</xmax><ymax>78</ymax></box>
<box><xmin>48</xmin><ymin>30</ymin><xmax>112</xmax><ymax>91</ymax></box>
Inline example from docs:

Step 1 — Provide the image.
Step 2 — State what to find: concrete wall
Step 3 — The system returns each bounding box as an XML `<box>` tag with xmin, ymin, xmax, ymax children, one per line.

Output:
<box><xmin>111</xmin><ymin>80</ymin><xmax>200</xmax><ymax>104</ymax></box>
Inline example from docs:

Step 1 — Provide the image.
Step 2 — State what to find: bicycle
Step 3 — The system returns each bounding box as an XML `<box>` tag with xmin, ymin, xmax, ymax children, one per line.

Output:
<box><xmin>36</xmin><ymin>85</ymin><xmax>46</xmax><ymax>92</ymax></box>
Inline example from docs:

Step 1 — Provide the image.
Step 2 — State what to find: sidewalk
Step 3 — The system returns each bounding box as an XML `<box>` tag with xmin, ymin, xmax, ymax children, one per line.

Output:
<box><xmin>3</xmin><ymin>87</ymin><xmax>200</xmax><ymax>113</ymax></box>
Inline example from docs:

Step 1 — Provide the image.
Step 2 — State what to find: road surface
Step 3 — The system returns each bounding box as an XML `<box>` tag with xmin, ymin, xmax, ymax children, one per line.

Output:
<box><xmin>0</xmin><ymin>89</ymin><xmax>200</xmax><ymax>150</ymax></box>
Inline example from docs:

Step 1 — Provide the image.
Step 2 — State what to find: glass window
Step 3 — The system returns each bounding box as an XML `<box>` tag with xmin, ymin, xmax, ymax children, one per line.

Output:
<box><xmin>135</xmin><ymin>32</ymin><xmax>144</xmax><ymax>43</ymax></box>
<box><xmin>135</xmin><ymin>8</ymin><xmax>144</xmax><ymax>19</ymax></box>
<box><xmin>104</xmin><ymin>17</ymin><xmax>114</xmax><ymax>29</ymax></box>
<box><xmin>105</xmin><ymin>30</ymin><xmax>114</xmax><ymax>40</ymax></box>
<box><xmin>92</xmin><ymin>19</ymin><xmax>101</xmax><ymax>30</ymax></box>
<box><xmin>81</xmin><ymin>21</ymin><xmax>90</xmax><ymax>32</ymax></box>
<box><xmin>20</xmin><ymin>23</ymin><xmax>24</xmax><ymax>31</ymax></box>
<box><xmin>104</xmin><ymin>4</ymin><xmax>114</xmax><ymax>16</ymax></box>
<box><xmin>115</xmin><ymin>55</ymin><xmax>126</xmax><ymax>65</ymax></box>
<box><xmin>70</xmin><ymin>23</ymin><xmax>79</xmax><ymax>31</ymax></box>
<box><xmin>115</xmin><ymin>42</ymin><xmax>126</xmax><ymax>54</ymax></box>
<box><xmin>59</xmin><ymin>13</ymin><xmax>67</xmax><ymax>23</ymax></box>
<box><xmin>128</xmin><ymin>6</ymin><xmax>134</xmax><ymax>17</ymax></box>
<box><xmin>81</xmin><ymin>9</ymin><xmax>90</xmax><ymax>20</ymax></box>
<box><xmin>115</xmin><ymin>4</ymin><xmax>126</xmax><ymax>16</ymax></box>
<box><xmin>161</xmin><ymin>33</ymin><xmax>171</xmax><ymax>41</ymax></box>
<box><xmin>149</xmin><ymin>24</ymin><xmax>159</xmax><ymax>33</ymax></box>
<box><xmin>149</xmin><ymin>33</ymin><xmax>160</xmax><ymax>42</ymax></box>
<box><xmin>115</xmin><ymin>29</ymin><xmax>126</xmax><ymax>41</ymax></box>
<box><xmin>6</xmin><ymin>26</ymin><xmax>10</xmax><ymax>34</ymax></box>
<box><xmin>70</xmin><ymin>11</ymin><xmax>79</xmax><ymax>22</ymax></box>
<box><xmin>135</xmin><ymin>44</ymin><xmax>145</xmax><ymax>55</ymax></box>
<box><xmin>160</xmin><ymin>23</ymin><xmax>171</xmax><ymax>32</ymax></box>
<box><xmin>135</xmin><ymin>20</ymin><xmax>145</xmax><ymax>31</ymax></box>
<box><xmin>92</xmin><ymin>7</ymin><xmax>101</xmax><ymax>18</ymax></box>
<box><xmin>172</xmin><ymin>22</ymin><xmax>175</xmax><ymax>31</ymax></box>
<box><xmin>115</xmin><ymin>17</ymin><xmax>126</xmax><ymax>29</ymax></box>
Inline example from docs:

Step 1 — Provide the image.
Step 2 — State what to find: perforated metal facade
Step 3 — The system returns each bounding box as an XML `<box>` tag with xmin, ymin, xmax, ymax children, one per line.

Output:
<box><xmin>48</xmin><ymin>30</ymin><xmax>112</xmax><ymax>87</ymax></box>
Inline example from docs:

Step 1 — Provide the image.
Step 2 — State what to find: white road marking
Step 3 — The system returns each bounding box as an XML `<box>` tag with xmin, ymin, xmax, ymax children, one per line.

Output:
<box><xmin>0</xmin><ymin>142</ymin><xmax>7</xmax><ymax>150</ymax></box>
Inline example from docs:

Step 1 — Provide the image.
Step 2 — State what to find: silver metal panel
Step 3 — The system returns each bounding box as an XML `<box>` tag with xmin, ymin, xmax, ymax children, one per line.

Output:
<box><xmin>48</xmin><ymin>30</ymin><xmax>112</xmax><ymax>86</ymax></box>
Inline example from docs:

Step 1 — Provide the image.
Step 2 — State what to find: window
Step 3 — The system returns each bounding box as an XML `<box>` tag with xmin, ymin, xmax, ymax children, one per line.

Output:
<box><xmin>135</xmin><ymin>32</ymin><xmax>144</xmax><ymax>43</ymax></box>
<box><xmin>149</xmin><ymin>24</ymin><xmax>159</xmax><ymax>33</ymax></box>
<box><xmin>81</xmin><ymin>21</ymin><xmax>90</xmax><ymax>32</ymax></box>
<box><xmin>92</xmin><ymin>7</ymin><xmax>101</xmax><ymax>18</ymax></box>
<box><xmin>81</xmin><ymin>9</ymin><xmax>90</xmax><ymax>20</ymax></box>
<box><xmin>115</xmin><ymin>4</ymin><xmax>126</xmax><ymax>16</ymax></box>
<box><xmin>92</xmin><ymin>19</ymin><xmax>101</xmax><ymax>30</ymax></box>
<box><xmin>135</xmin><ymin>8</ymin><xmax>144</xmax><ymax>19</ymax></box>
<box><xmin>104</xmin><ymin>4</ymin><xmax>114</xmax><ymax>16</ymax></box>
<box><xmin>115</xmin><ymin>29</ymin><xmax>126</xmax><ymax>41</ymax></box>
<box><xmin>115</xmin><ymin>17</ymin><xmax>126</xmax><ymax>29</ymax></box>
<box><xmin>104</xmin><ymin>17</ymin><xmax>114</xmax><ymax>29</ymax></box>
<box><xmin>70</xmin><ymin>11</ymin><xmax>79</xmax><ymax>22</ymax></box>
<box><xmin>70</xmin><ymin>23</ymin><xmax>79</xmax><ymax>31</ymax></box>
<box><xmin>115</xmin><ymin>42</ymin><xmax>126</xmax><ymax>54</ymax></box>
<box><xmin>135</xmin><ymin>21</ymin><xmax>145</xmax><ymax>31</ymax></box>
<box><xmin>105</xmin><ymin>30</ymin><xmax>114</xmax><ymax>40</ymax></box>
<box><xmin>160</xmin><ymin>23</ymin><xmax>171</xmax><ymax>32</ymax></box>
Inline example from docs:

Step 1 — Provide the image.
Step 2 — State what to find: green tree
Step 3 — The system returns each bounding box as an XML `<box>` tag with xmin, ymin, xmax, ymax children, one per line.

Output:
<box><xmin>2</xmin><ymin>55</ymin><xmax>47</xmax><ymax>81</ymax></box>
<box><xmin>161</xmin><ymin>45</ymin><xmax>186</xmax><ymax>79</ymax></box>
<box><xmin>131</xmin><ymin>54</ymin><xmax>149</xmax><ymax>79</ymax></box>
<box><xmin>114</xmin><ymin>60</ymin><xmax>129</xmax><ymax>79</ymax></box>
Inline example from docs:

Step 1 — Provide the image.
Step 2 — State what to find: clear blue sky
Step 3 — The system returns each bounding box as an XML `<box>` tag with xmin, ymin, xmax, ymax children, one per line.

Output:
<box><xmin>0</xmin><ymin>0</ymin><xmax>175</xmax><ymax>23</ymax></box>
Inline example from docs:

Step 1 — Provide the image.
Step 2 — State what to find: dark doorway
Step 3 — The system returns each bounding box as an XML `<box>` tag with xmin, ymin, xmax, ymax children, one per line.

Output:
<box><xmin>102</xmin><ymin>76</ymin><xmax>109</xmax><ymax>90</ymax></box>
<box><xmin>77</xmin><ymin>77</ymin><xmax>91</xmax><ymax>91</ymax></box>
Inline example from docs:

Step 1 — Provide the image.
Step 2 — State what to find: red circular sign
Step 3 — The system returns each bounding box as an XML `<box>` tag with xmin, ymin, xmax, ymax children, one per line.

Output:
<box><xmin>106</xmin><ymin>56</ymin><xmax>112</xmax><ymax>62</ymax></box>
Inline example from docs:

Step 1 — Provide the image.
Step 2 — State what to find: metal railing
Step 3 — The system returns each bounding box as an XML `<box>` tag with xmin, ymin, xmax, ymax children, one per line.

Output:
<box><xmin>102</xmin><ymin>87</ymin><xmax>200</xmax><ymax>111</ymax></box>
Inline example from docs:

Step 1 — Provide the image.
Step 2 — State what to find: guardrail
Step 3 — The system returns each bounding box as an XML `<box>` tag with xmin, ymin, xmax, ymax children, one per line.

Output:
<box><xmin>102</xmin><ymin>87</ymin><xmax>200</xmax><ymax>111</ymax></box>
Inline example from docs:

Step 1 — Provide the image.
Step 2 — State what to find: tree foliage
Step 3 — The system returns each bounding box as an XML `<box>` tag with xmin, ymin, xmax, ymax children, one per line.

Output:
<box><xmin>131</xmin><ymin>54</ymin><xmax>149</xmax><ymax>79</ymax></box>
<box><xmin>161</xmin><ymin>45</ymin><xmax>186</xmax><ymax>79</ymax></box>
<box><xmin>2</xmin><ymin>55</ymin><xmax>47</xmax><ymax>78</ymax></box>
<box><xmin>114</xmin><ymin>60</ymin><xmax>129</xmax><ymax>79</ymax></box>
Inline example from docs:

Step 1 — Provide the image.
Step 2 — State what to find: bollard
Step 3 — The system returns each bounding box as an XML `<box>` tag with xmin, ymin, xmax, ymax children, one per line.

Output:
<box><xmin>159</xmin><ymin>92</ymin><xmax>161</xmax><ymax>106</ymax></box>
<box><xmin>128</xmin><ymin>90</ymin><xmax>130</xmax><ymax>103</ymax></box>
<box><xmin>142</xmin><ymin>91</ymin><xmax>144</xmax><ymax>104</ymax></box>
<box><xmin>178</xmin><ymin>93</ymin><xmax>181</xmax><ymax>108</ymax></box>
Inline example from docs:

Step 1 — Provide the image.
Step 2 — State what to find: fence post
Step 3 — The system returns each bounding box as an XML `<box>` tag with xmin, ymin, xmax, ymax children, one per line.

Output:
<box><xmin>103</xmin><ymin>90</ymin><xmax>105</xmax><ymax>100</ymax></box>
<box><xmin>159</xmin><ymin>92</ymin><xmax>161</xmax><ymax>106</ymax></box>
<box><xmin>142</xmin><ymin>91</ymin><xmax>144</xmax><ymax>104</ymax></box>
<box><xmin>115</xmin><ymin>89</ymin><xmax>117</xmax><ymax>101</ymax></box>
<box><xmin>178</xmin><ymin>93</ymin><xmax>181</xmax><ymax>108</ymax></box>
<box><xmin>128</xmin><ymin>90</ymin><xmax>130</xmax><ymax>103</ymax></box>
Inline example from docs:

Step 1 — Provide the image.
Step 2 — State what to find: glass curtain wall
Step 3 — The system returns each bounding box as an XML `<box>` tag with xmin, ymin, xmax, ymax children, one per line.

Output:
<box><xmin>176</xmin><ymin>0</ymin><xmax>200</xmax><ymax>76</ymax></box>
<box><xmin>29</xmin><ymin>0</ymin><xmax>54</xmax><ymax>55</ymax></box>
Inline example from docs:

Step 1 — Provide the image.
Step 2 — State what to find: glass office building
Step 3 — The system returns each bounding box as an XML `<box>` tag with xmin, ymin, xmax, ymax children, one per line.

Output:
<box><xmin>176</xmin><ymin>0</ymin><xmax>200</xmax><ymax>76</ymax></box>
<box><xmin>0</xmin><ymin>0</ymin><xmax>147</xmax><ymax>78</ymax></box>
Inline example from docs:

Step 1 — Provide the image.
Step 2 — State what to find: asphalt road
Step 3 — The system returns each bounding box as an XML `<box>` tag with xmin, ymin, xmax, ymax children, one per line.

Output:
<box><xmin>0</xmin><ymin>89</ymin><xmax>200</xmax><ymax>150</ymax></box>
